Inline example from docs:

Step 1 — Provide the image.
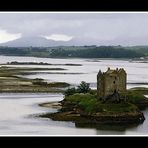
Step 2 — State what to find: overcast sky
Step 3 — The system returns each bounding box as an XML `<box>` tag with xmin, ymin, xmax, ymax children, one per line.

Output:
<box><xmin>0</xmin><ymin>12</ymin><xmax>148</xmax><ymax>46</ymax></box>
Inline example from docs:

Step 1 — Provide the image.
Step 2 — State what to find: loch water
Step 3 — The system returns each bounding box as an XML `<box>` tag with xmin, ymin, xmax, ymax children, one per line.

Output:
<box><xmin>0</xmin><ymin>55</ymin><xmax>148</xmax><ymax>135</ymax></box>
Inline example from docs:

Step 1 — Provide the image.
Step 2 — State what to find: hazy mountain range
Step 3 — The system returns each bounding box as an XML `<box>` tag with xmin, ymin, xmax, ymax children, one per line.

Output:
<box><xmin>0</xmin><ymin>36</ymin><xmax>94</xmax><ymax>47</ymax></box>
<box><xmin>0</xmin><ymin>37</ymin><xmax>69</xmax><ymax>47</ymax></box>
<box><xmin>1</xmin><ymin>36</ymin><xmax>148</xmax><ymax>47</ymax></box>
<box><xmin>1</xmin><ymin>13</ymin><xmax>148</xmax><ymax>47</ymax></box>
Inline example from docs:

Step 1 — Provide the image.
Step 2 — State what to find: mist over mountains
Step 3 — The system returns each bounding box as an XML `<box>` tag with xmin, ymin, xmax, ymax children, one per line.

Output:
<box><xmin>1</xmin><ymin>36</ymin><xmax>148</xmax><ymax>47</ymax></box>
<box><xmin>2</xmin><ymin>13</ymin><xmax>148</xmax><ymax>47</ymax></box>
<box><xmin>0</xmin><ymin>35</ymin><xmax>102</xmax><ymax>47</ymax></box>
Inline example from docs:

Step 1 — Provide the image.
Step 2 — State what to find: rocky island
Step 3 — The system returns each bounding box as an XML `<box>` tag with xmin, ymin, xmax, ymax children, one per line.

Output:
<box><xmin>39</xmin><ymin>68</ymin><xmax>148</xmax><ymax>125</ymax></box>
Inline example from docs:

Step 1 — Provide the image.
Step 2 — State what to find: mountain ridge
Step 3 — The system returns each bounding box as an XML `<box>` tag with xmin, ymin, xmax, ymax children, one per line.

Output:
<box><xmin>0</xmin><ymin>36</ymin><xmax>80</xmax><ymax>47</ymax></box>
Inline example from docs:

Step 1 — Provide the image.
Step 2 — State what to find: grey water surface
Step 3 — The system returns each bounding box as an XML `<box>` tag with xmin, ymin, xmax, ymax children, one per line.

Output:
<box><xmin>0</xmin><ymin>55</ymin><xmax>148</xmax><ymax>135</ymax></box>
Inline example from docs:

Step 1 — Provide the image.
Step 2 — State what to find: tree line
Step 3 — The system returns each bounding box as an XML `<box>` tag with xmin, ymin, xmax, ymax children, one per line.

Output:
<box><xmin>0</xmin><ymin>46</ymin><xmax>146</xmax><ymax>58</ymax></box>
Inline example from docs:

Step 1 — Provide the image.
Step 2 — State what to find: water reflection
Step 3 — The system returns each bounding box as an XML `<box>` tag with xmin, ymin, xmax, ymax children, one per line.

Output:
<box><xmin>75</xmin><ymin>122</ymin><xmax>140</xmax><ymax>132</ymax></box>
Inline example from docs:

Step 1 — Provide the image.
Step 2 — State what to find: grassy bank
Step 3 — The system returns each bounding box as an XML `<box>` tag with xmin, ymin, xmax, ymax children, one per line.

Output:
<box><xmin>62</xmin><ymin>93</ymin><xmax>140</xmax><ymax>115</ymax></box>
<box><xmin>0</xmin><ymin>66</ymin><xmax>70</xmax><ymax>93</ymax></box>
<box><xmin>129</xmin><ymin>87</ymin><xmax>148</xmax><ymax>95</ymax></box>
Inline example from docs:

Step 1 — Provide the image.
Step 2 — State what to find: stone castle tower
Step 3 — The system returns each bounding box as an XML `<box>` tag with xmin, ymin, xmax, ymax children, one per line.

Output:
<box><xmin>97</xmin><ymin>67</ymin><xmax>126</xmax><ymax>100</ymax></box>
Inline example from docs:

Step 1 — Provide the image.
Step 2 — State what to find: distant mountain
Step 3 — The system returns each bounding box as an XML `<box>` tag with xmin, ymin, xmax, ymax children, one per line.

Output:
<box><xmin>1</xmin><ymin>35</ymin><xmax>148</xmax><ymax>47</ymax></box>
<box><xmin>0</xmin><ymin>36</ymin><xmax>82</xmax><ymax>47</ymax></box>
<box><xmin>0</xmin><ymin>35</ymin><xmax>105</xmax><ymax>47</ymax></box>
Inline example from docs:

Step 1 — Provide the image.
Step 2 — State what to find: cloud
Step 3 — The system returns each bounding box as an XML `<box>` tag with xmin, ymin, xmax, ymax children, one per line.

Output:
<box><xmin>0</xmin><ymin>29</ymin><xmax>21</xmax><ymax>43</ymax></box>
<box><xmin>1</xmin><ymin>13</ymin><xmax>148</xmax><ymax>45</ymax></box>
<box><xmin>43</xmin><ymin>34</ymin><xmax>73</xmax><ymax>41</ymax></box>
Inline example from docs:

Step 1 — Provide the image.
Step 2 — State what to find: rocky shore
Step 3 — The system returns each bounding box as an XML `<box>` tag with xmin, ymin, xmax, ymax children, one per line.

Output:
<box><xmin>39</xmin><ymin>100</ymin><xmax>145</xmax><ymax>124</ymax></box>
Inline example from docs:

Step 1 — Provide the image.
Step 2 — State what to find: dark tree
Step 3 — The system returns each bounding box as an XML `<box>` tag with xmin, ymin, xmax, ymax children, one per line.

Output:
<box><xmin>77</xmin><ymin>81</ymin><xmax>91</xmax><ymax>93</ymax></box>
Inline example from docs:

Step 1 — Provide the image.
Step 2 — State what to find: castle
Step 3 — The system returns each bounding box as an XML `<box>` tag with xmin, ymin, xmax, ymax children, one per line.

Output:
<box><xmin>97</xmin><ymin>67</ymin><xmax>126</xmax><ymax>101</ymax></box>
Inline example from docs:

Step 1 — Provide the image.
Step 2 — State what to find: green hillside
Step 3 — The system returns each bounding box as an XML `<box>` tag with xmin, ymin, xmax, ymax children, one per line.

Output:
<box><xmin>0</xmin><ymin>45</ymin><xmax>147</xmax><ymax>58</ymax></box>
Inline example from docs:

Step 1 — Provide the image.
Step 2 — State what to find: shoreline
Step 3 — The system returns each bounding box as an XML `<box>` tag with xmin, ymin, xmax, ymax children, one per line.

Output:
<box><xmin>0</xmin><ymin>66</ymin><xmax>70</xmax><ymax>93</ymax></box>
<box><xmin>39</xmin><ymin>101</ymin><xmax>62</xmax><ymax>109</ymax></box>
<box><xmin>38</xmin><ymin>101</ymin><xmax>145</xmax><ymax>125</ymax></box>
<box><xmin>0</xmin><ymin>90</ymin><xmax>64</xmax><ymax>93</ymax></box>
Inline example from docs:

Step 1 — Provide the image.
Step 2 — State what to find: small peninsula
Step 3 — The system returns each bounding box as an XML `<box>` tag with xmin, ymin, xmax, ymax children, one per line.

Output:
<box><xmin>3</xmin><ymin>61</ymin><xmax>82</xmax><ymax>66</ymax></box>
<box><xmin>0</xmin><ymin>66</ymin><xmax>69</xmax><ymax>93</ymax></box>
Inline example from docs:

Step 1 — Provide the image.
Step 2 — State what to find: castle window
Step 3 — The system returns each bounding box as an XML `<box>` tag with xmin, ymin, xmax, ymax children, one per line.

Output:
<box><xmin>113</xmin><ymin>81</ymin><xmax>115</xmax><ymax>84</ymax></box>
